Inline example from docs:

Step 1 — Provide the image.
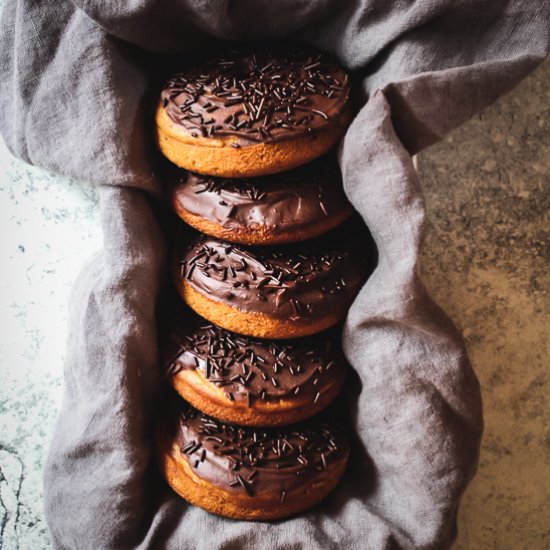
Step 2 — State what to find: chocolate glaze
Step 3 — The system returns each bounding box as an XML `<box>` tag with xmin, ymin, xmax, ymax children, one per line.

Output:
<box><xmin>170</xmin><ymin>155</ymin><xmax>353</xmax><ymax>239</ymax></box>
<box><xmin>164</xmin><ymin>313</ymin><xmax>346</xmax><ymax>406</ymax></box>
<box><xmin>161</xmin><ymin>44</ymin><xmax>350</xmax><ymax>145</ymax></box>
<box><xmin>170</xmin><ymin>399</ymin><xmax>349</xmax><ymax>498</ymax></box>
<box><xmin>176</xmin><ymin>221</ymin><xmax>375</xmax><ymax>322</ymax></box>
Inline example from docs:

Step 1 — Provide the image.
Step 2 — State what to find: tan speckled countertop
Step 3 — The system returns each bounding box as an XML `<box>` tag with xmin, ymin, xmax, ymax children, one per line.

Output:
<box><xmin>418</xmin><ymin>58</ymin><xmax>550</xmax><ymax>549</ymax></box>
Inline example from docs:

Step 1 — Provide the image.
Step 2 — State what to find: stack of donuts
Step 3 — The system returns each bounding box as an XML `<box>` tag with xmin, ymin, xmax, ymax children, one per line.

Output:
<box><xmin>154</xmin><ymin>45</ymin><xmax>374</xmax><ymax>520</ymax></box>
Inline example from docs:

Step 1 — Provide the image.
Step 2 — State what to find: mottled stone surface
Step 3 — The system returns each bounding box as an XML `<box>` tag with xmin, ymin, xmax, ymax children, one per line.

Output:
<box><xmin>0</xmin><ymin>150</ymin><xmax>101</xmax><ymax>548</ymax></box>
<box><xmin>0</xmin><ymin>55</ymin><xmax>548</xmax><ymax>550</ymax></box>
<box><xmin>418</xmin><ymin>58</ymin><xmax>550</xmax><ymax>549</ymax></box>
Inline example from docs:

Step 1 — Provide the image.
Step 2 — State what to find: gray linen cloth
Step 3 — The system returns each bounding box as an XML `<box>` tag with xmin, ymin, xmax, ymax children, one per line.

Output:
<box><xmin>1</xmin><ymin>1</ymin><xmax>548</xmax><ymax>548</ymax></box>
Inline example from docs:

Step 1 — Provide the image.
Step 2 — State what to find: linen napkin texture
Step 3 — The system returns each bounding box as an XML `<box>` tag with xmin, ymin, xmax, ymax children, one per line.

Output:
<box><xmin>0</xmin><ymin>1</ymin><xmax>548</xmax><ymax>548</ymax></box>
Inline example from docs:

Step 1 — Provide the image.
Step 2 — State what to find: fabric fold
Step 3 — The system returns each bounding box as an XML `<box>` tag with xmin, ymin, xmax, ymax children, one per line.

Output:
<box><xmin>43</xmin><ymin>187</ymin><xmax>166</xmax><ymax>549</ymax></box>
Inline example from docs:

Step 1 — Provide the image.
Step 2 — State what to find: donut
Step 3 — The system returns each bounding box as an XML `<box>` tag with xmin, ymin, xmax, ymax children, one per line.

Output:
<box><xmin>156</xmin><ymin>45</ymin><xmax>352</xmax><ymax>177</ymax></box>
<box><xmin>156</xmin><ymin>399</ymin><xmax>350</xmax><ymax>520</ymax></box>
<box><xmin>167</xmin><ymin>154</ymin><xmax>354</xmax><ymax>245</ymax></box>
<box><xmin>173</xmin><ymin>222</ymin><xmax>375</xmax><ymax>339</ymax></box>
<box><xmin>164</xmin><ymin>313</ymin><xmax>347</xmax><ymax>426</ymax></box>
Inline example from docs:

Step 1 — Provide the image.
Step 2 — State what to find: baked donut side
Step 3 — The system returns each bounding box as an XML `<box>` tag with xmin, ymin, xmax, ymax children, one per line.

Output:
<box><xmin>175</xmin><ymin>282</ymin><xmax>345</xmax><ymax>339</ymax></box>
<box><xmin>171</xmin><ymin>204</ymin><xmax>353</xmax><ymax>245</ymax></box>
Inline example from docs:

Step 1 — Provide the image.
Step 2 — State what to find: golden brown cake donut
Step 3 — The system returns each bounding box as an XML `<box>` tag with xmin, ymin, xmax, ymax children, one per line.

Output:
<box><xmin>173</xmin><ymin>221</ymin><xmax>375</xmax><ymax>339</ymax></box>
<box><xmin>167</xmin><ymin>154</ymin><xmax>354</xmax><ymax>245</ymax></box>
<box><xmin>163</xmin><ymin>313</ymin><xmax>347</xmax><ymax>426</ymax></box>
<box><xmin>156</xmin><ymin>399</ymin><xmax>350</xmax><ymax>520</ymax></box>
<box><xmin>156</xmin><ymin>45</ymin><xmax>352</xmax><ymax>177</ymax></box>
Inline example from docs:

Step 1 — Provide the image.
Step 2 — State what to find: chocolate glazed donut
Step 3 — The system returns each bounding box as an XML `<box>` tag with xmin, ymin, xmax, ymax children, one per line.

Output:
<box><xmin>173</xmin><ymin>220</ymin><xmax>376</xmax><ymax>339</ymax></box>
<box><xmin>156</xmin><ymin>399</ymin><xmax>350</xmax><ymax>520</ymax></box>
<box><xmin>164</xmin><ymin>313</ymin><xmax>348</xmax><ymax>426</ymax></box>
<box><xmin>156</xmin><ymin>44</ymin><xmax>353</xmax><ymax>177</ymax></box>
<box><xmin>167</xmin><ymin>154</ymin><xmax>354</xmax><ymax>245</ymax></box>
